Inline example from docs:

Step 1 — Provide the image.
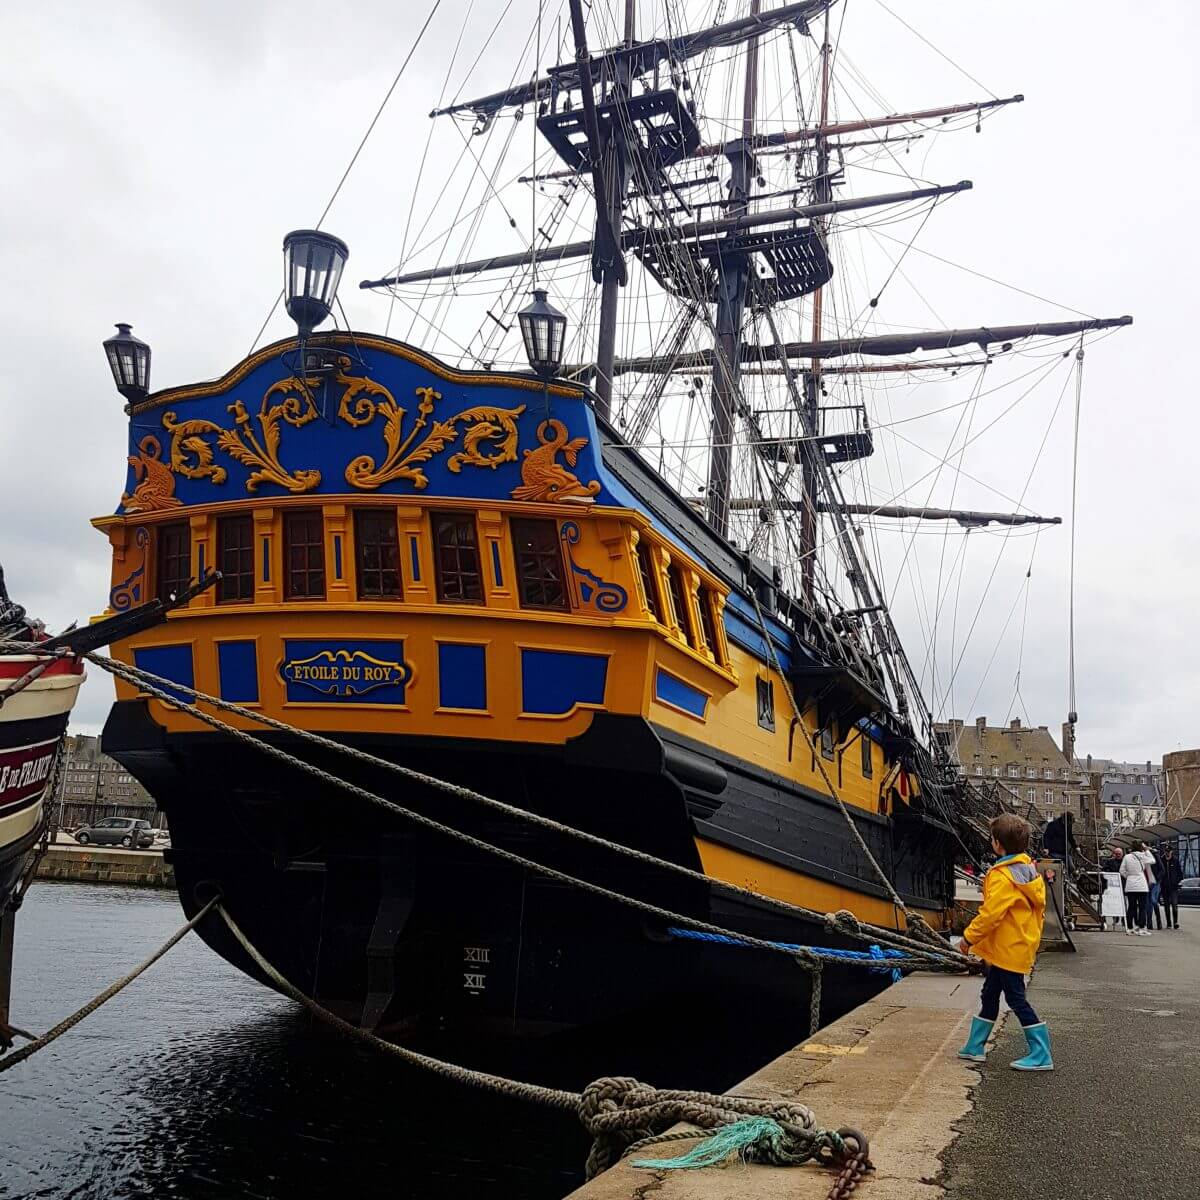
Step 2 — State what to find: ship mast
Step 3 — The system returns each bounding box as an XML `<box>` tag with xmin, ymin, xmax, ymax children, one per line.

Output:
<box><xmin>800</xmin><ymin>4</ymin><xmax>833</xmax><ymax>600</ymax></box>
<box><xmin>590</xmin><ymin>0</ymin><xmax>637</xmax><ymax>419</ymax></box>
<box><xmin>705</xmin><ymin>0</ymin><xmax>764</xmax><ymax>534</ymax></box>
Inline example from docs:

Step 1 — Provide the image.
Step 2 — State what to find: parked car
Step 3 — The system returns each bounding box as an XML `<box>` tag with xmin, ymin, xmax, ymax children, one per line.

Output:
<box><xmin>74</xmin><ymin>818</ymin><xmax>155</xmax><ymax>849</ymax></box>
<box><xmin>1178</xmin><ymin>878</ymin><xmax>1200</xmax><ymax>906</ymax></box>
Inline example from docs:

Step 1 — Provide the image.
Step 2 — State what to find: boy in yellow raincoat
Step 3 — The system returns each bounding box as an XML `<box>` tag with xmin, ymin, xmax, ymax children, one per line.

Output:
<box><xmin>956</xmin><ymin>813</ymin><xmax>1052</xmax><ymax>1071</ymax></box>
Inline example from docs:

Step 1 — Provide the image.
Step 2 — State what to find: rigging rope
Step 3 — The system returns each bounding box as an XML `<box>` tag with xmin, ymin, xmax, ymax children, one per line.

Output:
<box><xmin>1067</xmin><ymin>340</ymin><xmax>1084</xmax><ymax>721</ymax></box>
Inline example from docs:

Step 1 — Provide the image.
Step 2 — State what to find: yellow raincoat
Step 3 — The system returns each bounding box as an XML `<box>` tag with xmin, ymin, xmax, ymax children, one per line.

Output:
<box><xmin>963</xmin><ymin>852</ymin><xmax>1045</xmax><ymax>974</ymax></box>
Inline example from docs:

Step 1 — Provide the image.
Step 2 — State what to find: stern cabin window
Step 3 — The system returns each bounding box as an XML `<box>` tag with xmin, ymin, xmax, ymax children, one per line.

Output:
<box><xmin>635</xmin><ymin>539</ymin><xmax>662</xmax><ymax>621</ymax></box>
<box><xmin>216</xmin><ymin>514</ymin><xmax>254</xmax><ymax>604</ymax></box>
<box><xmin>666</xmin><ymin>564</ymin><xmax>695</xmax><ymax>648</ymax></box>
<box><xmin>354</xmin><ymin>509</ymin><xmax>402</xmax><ymax>600</ymax></box>
<box><xmin>511</xmin><ymin>518</ymin><xmax>568</xmax><ymax>611</ymax></box>
<box><xmin>861</xmin><ymin>730</ymin><xmax>873</xmax><ymax>779</ymax></box>
<box><xmin>156</xmin><ymin>522</ymin><xmax>191</xmax><ymax>603</ymax></box>
<box><xmin>432</xmin><ymin>513</ymin><xmax>484</xmax><ymax>603</ymax></box>
<box><xmin>697</xmin><ymin>586</ymin><xmax>720</xmax><ymax>659</ymax></box>
<box><xmin>284</xmin><ymin>510</ymin><xmax>326</xmax><ymax>600</ymax></box>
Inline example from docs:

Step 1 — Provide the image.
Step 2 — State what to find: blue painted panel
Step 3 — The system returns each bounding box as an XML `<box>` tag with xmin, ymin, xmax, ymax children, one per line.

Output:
<box><xmin>333</xmin><ymin>534</ymin><xmax>343</xmax><ymax>580</ymax></box>
<box><xmin>132</xmin><ymin>644</ymin><xmax>194</xmax><ymax>706</ymax></box>
<box><xmin>262</xmin><ymin>537</ymin><xmax>270</xmax><ymax>582</ymax></box>
<box><xmin>198</xmin><ymin>543</ymin><xmax>206</xmax><ymax>576</ymax></box>
<box><xmin>280</xmin><ymin>639</ymin><xmax>411</xmax><ymax>705</ymax></box>
<box><xmin>654</xmin><ymin>669</ymin><xmax>708</xmax><ymax>718</ymax></box>
<box><xmin>438</xmin><ymin>643</ymin><xmax>487</xmax><ymax>710</ymax></box>
<box><xmin>217</xmin><ymin>641</ymin><xmax>259</xmax><ymax>704</ymax></box>
<box><xmin>490</xmin><ymin>541</ymin><xmax>503</xmax><ymax>588</ymax></box>
<box><xmin>122</xmin><ymin>345</ymin><xmax>614</xmax><ymax>511</ymax></box>
<box><xmin>520</xmin><ymin>648</ymin><xmax>608</xmax><ymax>715</ymax></box>
<box><xmin>409</xmin><ymin>536</ymin><xmax>421</xmax><ymax>582</ymax></box>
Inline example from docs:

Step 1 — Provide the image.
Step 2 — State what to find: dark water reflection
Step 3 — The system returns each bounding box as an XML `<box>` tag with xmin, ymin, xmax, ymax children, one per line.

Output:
<box><xmin>1</xmin><ymin>884</ymin><xmax>584</xmax><ymax>1200</ymax></box>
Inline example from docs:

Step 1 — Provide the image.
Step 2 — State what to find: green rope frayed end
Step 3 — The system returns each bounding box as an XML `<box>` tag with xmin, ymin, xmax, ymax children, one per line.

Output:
<box><xmin>631</xmin><ymin>1117</ymin><xmax>784</xmax><ymax>1170</ymax></box>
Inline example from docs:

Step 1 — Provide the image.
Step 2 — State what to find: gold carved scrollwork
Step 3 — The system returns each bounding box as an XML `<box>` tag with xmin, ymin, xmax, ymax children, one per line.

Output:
<box><xmin>338</xmin><ymin>367</ymin><xmax>525</xmax><ymax>491</ymax></box>
<box><xmin>162</xmin><ymin>375</ymin><xmax>323</xmax><ymax>494</ymax></box>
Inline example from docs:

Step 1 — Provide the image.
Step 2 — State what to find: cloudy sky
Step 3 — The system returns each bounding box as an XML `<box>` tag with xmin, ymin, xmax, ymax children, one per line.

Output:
<box><xmin>1</xmin><ymin>0</ymin><xmax>1196</xmax><ymax>762</ymax></box>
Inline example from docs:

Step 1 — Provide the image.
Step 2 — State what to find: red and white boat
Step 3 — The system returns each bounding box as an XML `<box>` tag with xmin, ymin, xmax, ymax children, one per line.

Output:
<box><xmin>0</xmin><ymin>579</ymin><xmax>86</xmax><ymax>913</ymax></box>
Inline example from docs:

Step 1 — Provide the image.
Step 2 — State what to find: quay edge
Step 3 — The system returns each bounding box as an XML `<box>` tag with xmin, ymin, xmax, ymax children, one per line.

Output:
<box><xmin>566</xmin><ymin>970</ymin><xmax>986</xmax><ymax>1200</ymax></box>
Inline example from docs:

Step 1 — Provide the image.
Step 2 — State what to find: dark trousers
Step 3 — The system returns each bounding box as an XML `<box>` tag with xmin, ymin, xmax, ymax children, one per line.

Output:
<box><xmin>978</xmin><ymin>964</ymin><xmax>1040</xmax><ymax>1027</ymax></box>
<box><xmin>1162</xmin><ymin>892</ymin><xmax>1180</xmax><ymax>927</ymax></box>
<box><xmin>1126</xmin><ymin>892</ymin><xmax>1148</xmax><ymax>929</ymax></box>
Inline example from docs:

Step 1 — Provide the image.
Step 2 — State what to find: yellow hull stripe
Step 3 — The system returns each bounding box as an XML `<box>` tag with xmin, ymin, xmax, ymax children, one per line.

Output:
<box><xmin>695</xmin><ymin>837</ymin><xmax>947</xmax><ymax>933</ymax></box>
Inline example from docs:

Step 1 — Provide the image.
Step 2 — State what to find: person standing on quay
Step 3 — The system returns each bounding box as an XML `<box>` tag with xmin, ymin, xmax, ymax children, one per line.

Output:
<box><xmin>1158</xmin><ymin>843</ymin><xmax>1184</xmax><ymax>930</ymax></box>
<box><xmin>956</xmin><ymin>813</ymin><xmax>1053</xmax><ymax>1071</ymax></box>
<box><xmin>1120</xmin><ymin>840</ymin><xmax>1153</xmax><ymax>936</ymax></box>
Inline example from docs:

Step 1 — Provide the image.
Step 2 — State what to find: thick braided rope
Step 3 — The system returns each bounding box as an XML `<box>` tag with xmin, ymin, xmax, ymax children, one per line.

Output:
<box><xmin>86</xmin><ymin>652</ymin><xmax>952</xmax><ymax>971</ymax></box>
<box><xmin>0</xmin><ymin>897</ymin><xmax>218</xmax><ymax>1074</ymax></box>
<box><xmin>41</xmin><ymin>641</ymin><xmax>967</xmax><ymax>970</ymax></box>
<box><xmin>578</xmin><ymin>1076</ymin><xmax>825</xmax><ymax>1178</ymax></box>
<box><xmin>222</xmin><ymin>904</ymin><xmax>839</xmax><ymax>1180</ymax></box>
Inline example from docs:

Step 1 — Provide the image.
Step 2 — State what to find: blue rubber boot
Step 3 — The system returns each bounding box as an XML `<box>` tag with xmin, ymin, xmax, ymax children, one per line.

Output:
<box><xmin>1010</xmin><ymin>1023</ymin><xmax>1053</xmax><ymax>1071</ymax></box>
<box><xmin>957</xmin><ymin>1016</ymin><xmax>994</xmax><ymax>1062</ymax></box>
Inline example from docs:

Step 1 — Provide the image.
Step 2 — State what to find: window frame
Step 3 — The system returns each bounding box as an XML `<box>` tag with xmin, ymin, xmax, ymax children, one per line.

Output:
<box><xmin>283</xmin><ymin>509</ymin><xmax>327</xmax><ymax>601</ymax></box>
<box><xmin>431</xmin><ymin>512</ymin><xmax>485</xmax><ymax>604</ymax></box>
<box><xmin>756</xmin><ymin>676</ymin><xmax>775</xmax><ymax>732</ymax></box>
<box><xmin>353</xmin><ymin>508</ymin><xmax>403</xmax><ymax>601</ymax></box>
<box><xmin>696</xmin><ymin>586</ymin><xmax>721</xmax><ymax>661</ymax></box>
<box><xmin>216</xmin><ymin>513</ymin><xmax>255</xmax><ymax>604</ymax></box>
<box><xmin>155</xmin><ymin>521</ymin><xmax>192</xmax><ymax>603</ymax></box>
<box><xmin>860</xmin><ymin>731</ymin><xmax>873</xmax><ymax>779</ymax></box>
<box><xmin>510</xmin><ymin>517</ymin><xmax>569</xmax><ymax>612</ymax></box>
<box><xmin>665</xmin><ymin>562</ymin><xmax>696</xmax><ymax>648</ymax></box>
<box><xmin>635</xmin><ymin>538</ymin><xmax>662</xmax><ymax>621</ymax></box>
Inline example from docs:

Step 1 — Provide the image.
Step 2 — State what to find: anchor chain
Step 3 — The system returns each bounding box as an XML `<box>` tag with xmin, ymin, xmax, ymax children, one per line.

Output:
<box><xmin>826</xmin><ymin>1129</ymin><xmax>873</xmax><ymax>1199</ymax></box>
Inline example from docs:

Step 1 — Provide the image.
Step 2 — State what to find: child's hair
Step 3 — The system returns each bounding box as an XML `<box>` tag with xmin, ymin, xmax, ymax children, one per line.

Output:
<box><xmin>990</xmin><ymin>813</ymin><xmax>1031</xmax><ymax>855</ymax></box>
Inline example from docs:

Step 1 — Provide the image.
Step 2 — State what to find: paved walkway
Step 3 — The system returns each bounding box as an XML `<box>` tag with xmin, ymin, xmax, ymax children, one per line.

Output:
<box><xmin>941</xmin><ymin>911</ymin><xmax>1200</xmax><ymax>1199</ymax></box>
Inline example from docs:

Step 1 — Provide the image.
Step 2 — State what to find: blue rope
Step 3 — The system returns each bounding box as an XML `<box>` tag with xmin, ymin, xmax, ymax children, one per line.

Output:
<box><xmin>667</xmin><ymin>927</ymin><xmax>906</xmax><ymax>981</ymax></box>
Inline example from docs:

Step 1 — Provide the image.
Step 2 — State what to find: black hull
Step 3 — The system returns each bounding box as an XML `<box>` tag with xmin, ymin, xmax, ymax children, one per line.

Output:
<box><xmin>103</xmin><ymin>700</ymin><xmax>951</xmax><ymax>1045</ymax></box>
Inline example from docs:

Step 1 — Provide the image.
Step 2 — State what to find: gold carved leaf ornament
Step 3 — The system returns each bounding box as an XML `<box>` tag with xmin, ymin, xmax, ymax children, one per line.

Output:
<box><xmin>342</xmin><ymin>382</ymin><xmax>526</xmax><ymax>490</ymax></box>
<box><xmin>161</xmin><ymin>374</ymin><xmax>323</xmax><ymax>494</ymax></box>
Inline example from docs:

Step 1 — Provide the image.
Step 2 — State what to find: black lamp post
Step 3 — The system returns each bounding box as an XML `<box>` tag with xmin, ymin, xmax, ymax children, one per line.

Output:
<box><xmin>518</xmin><ymin>289</ymin><xmax>568</xmax><ymax>379</ymax></box>
<box><xmin>102</xmin><ymin>323</ymin><xmax>151</xmax><ymax>403</ymax></box>
<box><xmin>283</xmin><ymin>229</ymin><xmax>349</xmax><ymax>337</ymax></box>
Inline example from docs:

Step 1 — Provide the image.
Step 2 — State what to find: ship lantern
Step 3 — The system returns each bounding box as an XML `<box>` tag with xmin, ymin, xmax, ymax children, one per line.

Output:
<box><xmin>102</xmin><ymin>323</ymin><xmax>151</xmax><ymax>403</ymax></box>
<box><xmin>518</xmin><ymin>289</ymin><xmax>567</xmax><ymax>378</ymax></box>
<box><xmin>283</xmin><ymin>229</ymin><xmax>349</xmax><ymax>337</ymax></box>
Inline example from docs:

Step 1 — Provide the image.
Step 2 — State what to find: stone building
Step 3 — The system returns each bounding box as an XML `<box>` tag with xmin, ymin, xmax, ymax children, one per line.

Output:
<box><xmin>1164</xmin><ymin>749</ymin><xmax>1200</xmax><ymax>822</ymax></box>
<box><xmin>1075</xmin><ymin>755</ymin><xmax>1164</xmax><ymax>831</ymax></box>
<box><xmin>52</xmin><ymin>733</ymin><xmax>158</xmax><ymax>829</ymax></box>
<box><xmin>934</xmin><ymin>716</ymin><xmax>1091</xmax><ymax>822</ymax></box>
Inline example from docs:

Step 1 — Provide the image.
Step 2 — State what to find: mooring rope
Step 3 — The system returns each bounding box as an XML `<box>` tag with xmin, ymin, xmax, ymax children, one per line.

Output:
<box><xmin>9</xmin><ymin>640</ymin><xmax>968</xmax><ymax>971</ymax></box>
<box><xmin>0</xmin><ymin>891</ymin><xmax>867</xmax><ymax>1188</ymax></box>
<box><xmin>0</xmin><ymin>896</ymin><xmax>219</xmax><ymax>1075</ymax></box>
<box><xmin>77</xmin><ymin>651</ymin><xmax>965</xmax><ymax>975</ymax></box>
<box><xmin>218</xmin><ymin>902</ymin><xmax>857</xmax><ymax>1180</ymax></box>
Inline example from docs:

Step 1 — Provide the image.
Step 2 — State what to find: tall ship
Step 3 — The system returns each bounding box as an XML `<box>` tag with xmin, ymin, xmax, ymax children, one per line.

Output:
<box><xmin>93</xmin><ymin>0</ymin><xmax>1129</xmax><ymax>1043</ymax></box>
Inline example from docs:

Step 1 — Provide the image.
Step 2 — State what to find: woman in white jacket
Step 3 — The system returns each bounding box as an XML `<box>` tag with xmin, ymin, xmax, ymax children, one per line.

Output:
<box><xmin>1121</xmin><ymin>842</ymin><xmax>1153</xmax><ymax>936</ymax></box>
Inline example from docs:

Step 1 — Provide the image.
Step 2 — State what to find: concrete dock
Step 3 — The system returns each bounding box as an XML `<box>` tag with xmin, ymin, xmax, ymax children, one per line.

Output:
<box><xmin>34</xmin><ymin>844</ymin><xmax>174</xmax><ymax>888</ymax></box>
<box><xmin>568</xmin><ymin>912</ymin><xmax>1196</xmax><ymax>1199</ymax></box>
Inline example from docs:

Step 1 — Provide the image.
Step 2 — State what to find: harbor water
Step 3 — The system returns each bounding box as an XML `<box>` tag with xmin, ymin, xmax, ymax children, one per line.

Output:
<box><xmin>0</xmin><ymin>883</ymin><xmax>583</xmax><ymax>1200</ymax></box>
